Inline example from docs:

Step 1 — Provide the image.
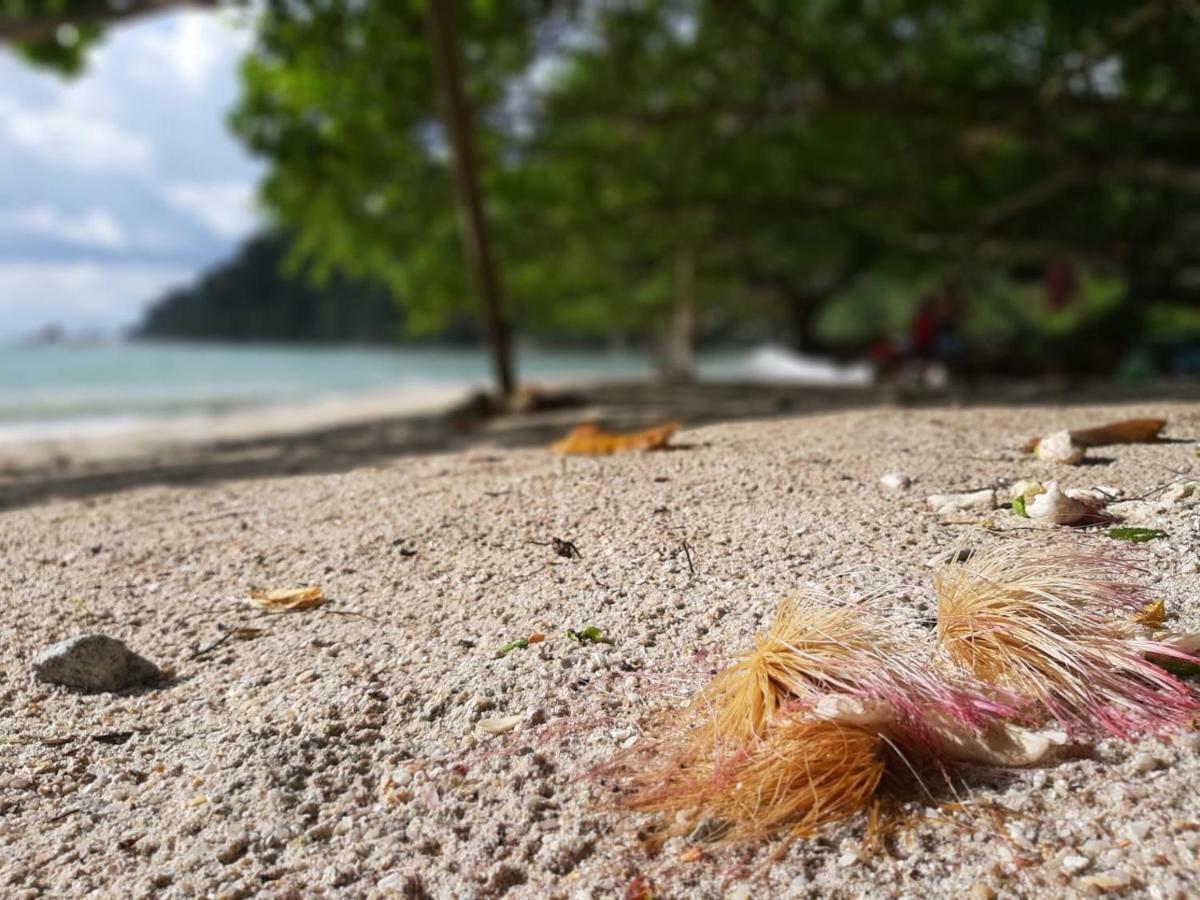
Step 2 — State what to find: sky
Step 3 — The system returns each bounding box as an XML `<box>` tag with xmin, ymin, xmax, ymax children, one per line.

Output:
<box><xmin>0</xmin><ymin>9</ymin><xmax>262</xmax><ymax>340</ymax></box>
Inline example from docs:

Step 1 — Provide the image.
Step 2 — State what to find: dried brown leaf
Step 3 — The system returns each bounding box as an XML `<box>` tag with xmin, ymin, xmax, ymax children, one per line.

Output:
<box><xmin>248</xmin><ymin>586</ymin><xmax>325</xmax><ymax>612</ymax></box>
<box><xmin>551</xmin><ymin>421</ymin><xmax>680</xmax><ymax>455</ymax></box>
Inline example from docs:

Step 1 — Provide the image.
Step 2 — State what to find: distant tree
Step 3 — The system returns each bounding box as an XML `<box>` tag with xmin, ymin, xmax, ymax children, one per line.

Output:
<box><xmin>134</xmin><ymin>232</ymin><xmax>420</xmax><ymax>344</ymax></box>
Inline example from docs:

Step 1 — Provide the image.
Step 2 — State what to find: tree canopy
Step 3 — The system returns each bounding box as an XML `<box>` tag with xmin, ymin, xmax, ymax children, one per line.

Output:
<box><xmin>7</xmin><ymin>0</ymin><xmax>1200</xmax><ymax>380</ymax></box>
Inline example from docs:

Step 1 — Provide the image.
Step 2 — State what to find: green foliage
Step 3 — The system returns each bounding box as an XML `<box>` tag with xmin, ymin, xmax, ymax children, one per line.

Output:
<box><xmin>498</xmin><ymin>638</ymin><xmax>529</xmax><ymax>655</ymax></box>
<box><xmin>231</xmin><ymin>0</ymin><xmax>1200</xmax><ymax>355</ymax></box>
<box><xmin>565</xmin><ymin>625</ymin><xmax>607</xmax><ymax>644</ymax></box>
<box><xmin>12</xmin><ymin>0</ymin><xmax>1200</xmax><ymax>361</ymax></box>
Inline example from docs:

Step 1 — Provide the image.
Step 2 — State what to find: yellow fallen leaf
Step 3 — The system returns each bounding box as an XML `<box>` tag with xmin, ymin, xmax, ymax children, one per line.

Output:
<box><xmin>679</xmin><ymin>846</ymin><xmax>705</xmax><ymax>863</ymax></box>
<box><xmin>248</xmin><ymin>586</ymin><xmax>325</xmax><ymax>612</ymax></box>
<box><xmin>1133</xmin><ymin>599</ymin><xmax>1165</xmax><ymax>629</ymax></box>
<box><xmin>551</xmin><ymin>421</ymin><xmax>680</xmax><ymax>455</ymax></box>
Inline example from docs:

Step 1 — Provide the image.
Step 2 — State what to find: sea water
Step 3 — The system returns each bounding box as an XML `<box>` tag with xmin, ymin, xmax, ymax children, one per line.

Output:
<box><xmin>0</xmin><ymin>340</ymin><xmax>752</xmax><ymax>441</ymax></box>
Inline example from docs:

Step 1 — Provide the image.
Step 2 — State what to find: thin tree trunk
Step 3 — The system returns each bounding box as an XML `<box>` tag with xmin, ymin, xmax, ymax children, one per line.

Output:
<box><xmin>788</xmin><ymin>293</ymin><xmax>823</xmax><ymax>352</ymax></box>
<box><xmin>426</xmin><ymin>0</ymin><xmax>515</xmax><ymax>397</ymax></box>
<box><xmin>658</xmin><ymin>247</ymin><xmax>696</xmax><ymax>382</ymax></box>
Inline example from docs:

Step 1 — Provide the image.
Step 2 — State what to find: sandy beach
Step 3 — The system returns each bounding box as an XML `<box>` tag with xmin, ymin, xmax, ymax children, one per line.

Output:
<box><xmin>2</xmin><ymin>399</ymin><xmax>1200</xmax><ymax>898</ymax></box>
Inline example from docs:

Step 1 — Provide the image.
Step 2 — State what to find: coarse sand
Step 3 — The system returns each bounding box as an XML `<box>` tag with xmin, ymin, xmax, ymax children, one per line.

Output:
<box><xmin>2</xmin><ymin>401</ymin><xmax>1200</xmax><ymax>898</ymax></box>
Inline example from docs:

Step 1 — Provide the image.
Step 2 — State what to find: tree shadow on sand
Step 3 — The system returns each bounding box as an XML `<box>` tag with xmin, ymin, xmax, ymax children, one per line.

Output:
<box><xmin>0</xmin><ymin>377</ymin><xmax>1194</xmax><ymax>512</ymax></box>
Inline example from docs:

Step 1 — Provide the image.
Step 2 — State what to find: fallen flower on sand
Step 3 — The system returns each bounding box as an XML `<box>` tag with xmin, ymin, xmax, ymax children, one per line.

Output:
<box><xmin>248</xmin><ymin>586</ymin><xmax>326</xmax><ymax>612</ymax></box>
<box><xmin>551</xmin><ymin>421</ymin><xmax>680</xmax><ymax>455</ymax></box>
<box><xmin>620</xmin><ymin>545</ymin><xmax>1200</xmax><ymax>849</ymax></box>
<box><xmin>935</xmin><ymin>544</ymin><xmax>1200</xmax><ymax>738</ymax></box>
<box><xmin>1023</xmin><ymin>482</ymin><xmax>1105</xmax><ymax>525</ymax></box>
<box><xmin>621</xmin><ymin>596</ymin><xmax>1018</xmax><ymax>845</ymax></box>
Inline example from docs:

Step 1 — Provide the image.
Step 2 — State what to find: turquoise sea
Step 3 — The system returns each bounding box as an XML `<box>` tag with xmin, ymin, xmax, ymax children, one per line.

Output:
<box><xmin>0</xmin><ymin>341</ymin><xmax>750</xmax><ymax>440</ymax></box>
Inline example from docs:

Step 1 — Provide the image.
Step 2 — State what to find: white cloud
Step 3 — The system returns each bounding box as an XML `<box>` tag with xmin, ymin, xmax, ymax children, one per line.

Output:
<box><xmin>0</xmin><ymin>98</ymin><xmax>154</xmax><ymax>172</ymax></box>
<box><xmin>0</xmin><ymin>8</ymin><xmax>264</xmax><ymax>329</ymax></box>
<box><xmin>164</xmin><ymin>180</ymin><xmax>259</xmax><ymax>240</ymax></box>
<box><xmin>119</xmin><ymin>10</ymin><xmax>250</xmax><ymax>93</ymax></box>
<box><xmin>0</xmin><ymin>206</ymin><xmax>128</xmax><ymax>250</ymax></box>
<box><xmin>0</xmin><ymin>261</ymin><xmax>191</xmax><ymax>339</ymax></box>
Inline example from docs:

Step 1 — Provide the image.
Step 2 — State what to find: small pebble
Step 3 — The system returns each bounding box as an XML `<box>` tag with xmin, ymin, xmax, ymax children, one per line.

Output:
<box><xmin>1130</xmin><ymin>752</ymin><xmax>1161</xmax><ymax>774</ymax></box>
<box><xmin>879</xmin><ymin>472</ymin><xmax>911</xmax><ymax>491</ymax></box>
<box><xmin>1077</xmin><ymin>872</ymin><xmax>1131</xmax><ymax>893</ymax></box>
<box><xmin>1174</xmin><ymin>731</ymin><xmax>1200</xmax><ymax>752</ymax></box>
<box><xmin>32</xmin><ymin>634</ymin><xmax>161</xmax><ymax>694</ymax></box>
<box><xmin>1061</xmin><ymin>854</ymin><xmax>1091</xmax><ymax>876</ymax></box>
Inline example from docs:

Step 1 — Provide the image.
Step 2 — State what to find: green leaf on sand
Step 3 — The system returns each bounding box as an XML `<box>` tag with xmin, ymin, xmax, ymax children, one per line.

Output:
<box><xmin>499</xmin><ymin>638</ymin><xmax>529</xmax><ymax>655</ymax></box>
<box><xmin>1109</xmin><ymin>527</ymin><xmax>1168</xmax><ymax>543</ymax></box>
<box><xmin>1011</xmin><ymin>496</ymin><xmax>1027</xmax><ymax>517</ymax></box>
<box><xmin>566</xmin><ymin>626</ymin><xmax>608</xmax><ymax>644</ymax></box>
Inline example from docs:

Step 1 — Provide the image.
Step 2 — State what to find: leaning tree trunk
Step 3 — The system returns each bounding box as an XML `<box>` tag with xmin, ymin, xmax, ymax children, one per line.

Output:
<box><xmin>426</xmin><ymin>0</ymin><xmax>515</xmax><ymax>398</ymax></box>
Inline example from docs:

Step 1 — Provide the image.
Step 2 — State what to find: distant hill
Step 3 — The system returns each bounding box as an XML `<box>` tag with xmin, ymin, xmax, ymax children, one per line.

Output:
<box><xmin>134</xmin><ymin>233</ymin><xmax>427</xmax><ymax>344</ymax></box>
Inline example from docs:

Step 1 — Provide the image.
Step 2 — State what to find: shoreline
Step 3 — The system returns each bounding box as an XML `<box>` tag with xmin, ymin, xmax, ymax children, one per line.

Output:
<box><xmin>1</xmin><ymin>376</ymin><xmax>1198</xmax><ymax>513</ymax></box>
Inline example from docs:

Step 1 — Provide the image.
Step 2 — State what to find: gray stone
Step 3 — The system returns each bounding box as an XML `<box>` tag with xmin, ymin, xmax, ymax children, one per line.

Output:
<box><xmin>32</xmin><ymin>634</ymin><xmax>161</xmax><ymax>693</ymax></box>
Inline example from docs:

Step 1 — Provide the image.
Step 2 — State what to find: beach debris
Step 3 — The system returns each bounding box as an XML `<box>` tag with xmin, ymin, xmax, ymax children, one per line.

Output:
<box><xmin>935</xmin><ymin>544</ymin><xmax>1200</xmax><ymax>737</ymax></box>
<box><xmin>681</xmin><ymin>539</ymin><xmax>696</xmax><ymax>576</ymax></box>
<box><xmin>930</xmin><ymin>716</ymin><xmax>1068</xmax><ymax>767</ymax></box>
<box><xmin>1008</xmin><ymin>480</ymin><xmax>1045</xmax><ymax>517</ymax></box>
<box><xmin>1026</xmin><ymin>417</ymin><xmax>1166</xmax><ymax>452</ymax></box>
<box><xmin>1034</xmin><ymin>430</ymin><xmax>1086</xmax><ymax>465</ymax></box>
<box><xmin>621</xmin><ymin>596</ymin><xmax>1017</xmax><ymax>845</ymax></box>
<box><xmin>551</xmin><ymin>420</ymin><xmax>680</xmax><ymax>455</ymax></box>
<box><xmin>32</xmin><ymin>634</ymin><xmax>161</xmax><ymax>694</ymax></box>
<box><xmin>1070</xmin><ymin>417</ymin><xmax>1167</xmax><ymax>447</ymax></box>
<box><xmin>1147</xmin><ymin>632</ymin><xmax>1200</xmax><ymax>677</ymax></box>
<box><xmin>926</xmin><ymin>547</ymin><xmax>974</xmax><ymax>568</ymax></box>
<box><xmin>926</xmin><ymin>488</ymin><xmax>997</xmax><ymax>515</ymax></box>
<box><xmin>248</xmin><ymin>585</ymin><xmax>326</xmax><ymax>612</ymax></box>
<box><xmin>566</xmin><ymin>625</ymin><xmax>608</xmax><ymax>644</ymax></box>
<box><xmin>476</xmin><ymin>714</ymin><xmax>523</xmax><ymax>735</ymax></box>
<box><xmin>498</xmin><ymin>632</ymin><xmax>544</xmax><ymax>655</ymax></box>
<box><xmin>1132</xmin><ymin>599</ymin><xmax>1165</xmax><ymax>628</ymax></box>
<box><xmin>1160</xmin><ymin>482</ymin><xmax>1200</xmax><ymax>506</ymax></box>
<box><xmin>628</xmin><ymin>715</ymin><xmax>887</xmax><ymax>844</ymax></box>
<box><xmin>529</xmin><ymin>537</ymin><xmax>582</xmax><ymax>559</ymax></box>
<box><xmin>624</xmin><ymin>875</ymin><xmax>654</xmax><ymax>900</ymax></box>
<box><xmin>879</xmin><ymin>472</ymin><xmax>911</xmax><ymax>491</ymax></box>
<box><xmin>1110</xmin><ymin>527</ymin><xmax>1167</xmax><ymax>543</ymax></box>
<box><xmin>1023</xmin><ymin>482</ymin><xmax>1105</xmax><ymax>525</ymax></box>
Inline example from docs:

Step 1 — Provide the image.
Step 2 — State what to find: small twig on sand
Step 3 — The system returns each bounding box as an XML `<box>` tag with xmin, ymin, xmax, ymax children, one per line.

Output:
<box><xmin>188</xmin><ymin>629</ymin><xmax>235</xmax><ymax>660</ymax></box>
<box><xmin>681</xmin><ymin>540</ymin><xmax>696</xmax><ymax>577</ymax></box>
<box><xmin>320</xmin><ymin>608</ymin><xmax>380</xmax><ymax>623</ymax></box>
